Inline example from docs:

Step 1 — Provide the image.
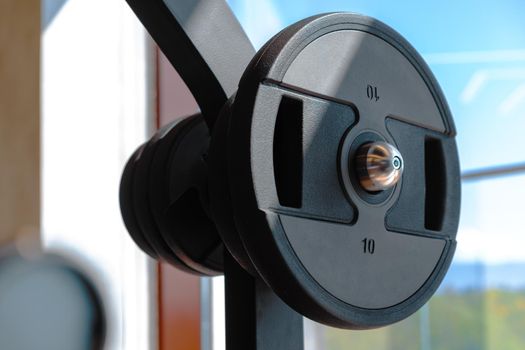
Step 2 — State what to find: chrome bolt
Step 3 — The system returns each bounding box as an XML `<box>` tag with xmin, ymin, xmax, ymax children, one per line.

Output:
<box><xmin>355</xmin><ymin>141</ymin><xmax>404</xmax><ymax>192</ymax></box>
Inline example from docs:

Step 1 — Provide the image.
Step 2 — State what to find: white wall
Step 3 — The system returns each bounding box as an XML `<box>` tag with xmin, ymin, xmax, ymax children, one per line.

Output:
<box><xmin>41</xmin><ymin>1</ymin><xmax>156</xmax><ymax>348</ymax></box>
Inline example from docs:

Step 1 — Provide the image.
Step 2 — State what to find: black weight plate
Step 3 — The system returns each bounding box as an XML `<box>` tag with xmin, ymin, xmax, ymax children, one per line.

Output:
<box><xmin>119</xmin><ymin>145</ymin><xmax>158</xmax><ymax>258</ymax></box>
<box><xmin>208</xmin><ymin>97</ymin><xmax>257</xmax><ymax>274</ymax></box>
<box><xmin>229</xmin><ymin>13</ymin><xmax>460</xmax><ymax>328</ymax></box>
<box><xmin>131</xmin><ymin>122</ymin><xmax>201</xmax><ymax>274</ymax></box>
<box><xmin>148</xmin><ymin>114</ymin><xmax>223</xmax><ymax>276</ymax></box>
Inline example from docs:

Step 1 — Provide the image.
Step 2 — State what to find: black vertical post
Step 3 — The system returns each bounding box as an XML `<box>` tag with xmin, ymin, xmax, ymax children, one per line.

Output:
<box><xmin>224</xmin><ymin>252</ymin><xmax>304</xmax><ymax>350</ymax></box>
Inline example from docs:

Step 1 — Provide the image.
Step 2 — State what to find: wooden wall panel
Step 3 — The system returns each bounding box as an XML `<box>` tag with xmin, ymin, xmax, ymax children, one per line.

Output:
<box><xmin>0</xmin><ymin>0</ymin><xmax>40</xmax><ymax>245</ymax></box>
<box><xmin>159</xmin><ymin>263</ymin><xmax>202</xmax><ymax>350</ymax></box>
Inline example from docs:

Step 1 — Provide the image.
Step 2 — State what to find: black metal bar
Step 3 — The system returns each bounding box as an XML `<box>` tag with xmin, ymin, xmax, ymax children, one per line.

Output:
<box><xmin>125</xmin><ymin>0</ymin><xmax>255</xmax><ymax>128</ymax></box>
<box><xmin>461</xmin><ymin>162</ymin><xmax>525</xmax><ymax>181</ymax></box>
<box><xmin>224</xmin><ymin>252</ymin><xmax>304</xmax><ymax>350</ymax></box>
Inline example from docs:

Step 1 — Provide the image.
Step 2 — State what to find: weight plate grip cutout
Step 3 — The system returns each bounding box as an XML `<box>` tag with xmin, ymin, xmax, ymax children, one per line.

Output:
<box><xmin>120</xmin><ymin>2</ymin><xmax>460</xmax><ymax>333</ymax></box>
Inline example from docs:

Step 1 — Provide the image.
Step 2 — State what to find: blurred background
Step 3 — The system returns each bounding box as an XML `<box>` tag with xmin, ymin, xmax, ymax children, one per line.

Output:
<box><xmin>2</xmin><ymin>0</ymin><xmax>525</xmax><ymax>349</ymax></box>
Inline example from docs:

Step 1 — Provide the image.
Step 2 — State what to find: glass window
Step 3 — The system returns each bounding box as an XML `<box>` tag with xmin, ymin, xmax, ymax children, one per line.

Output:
<box><xmin>224</xmin><ymin>1</ymin><xmax>525</xmax><ymax>349</ymax></box>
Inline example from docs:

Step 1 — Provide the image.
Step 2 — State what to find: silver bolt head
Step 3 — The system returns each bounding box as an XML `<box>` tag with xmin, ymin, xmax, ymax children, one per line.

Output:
<box><xmin>355</xmin><ymin>141</ymin><xmax>404</xmax><ymax>192</ymax></box>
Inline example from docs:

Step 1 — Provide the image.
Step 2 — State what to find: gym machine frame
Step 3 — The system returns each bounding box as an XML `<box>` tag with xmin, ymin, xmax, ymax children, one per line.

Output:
<box><xmin>125</xmin><ymin>1</ymin><xmax>304</xmax><ymax>349</ymax></box>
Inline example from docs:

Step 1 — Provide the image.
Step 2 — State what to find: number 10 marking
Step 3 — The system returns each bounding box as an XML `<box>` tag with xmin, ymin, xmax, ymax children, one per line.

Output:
<box><xmin>361</xmin><ymin>238</ymin><xmax>375</xmax><ymax>254</ymax></box>
<box><xmin>366</xmin><ymin>85</ymin><xmax>380</xmax><ymax>102</ymax></box>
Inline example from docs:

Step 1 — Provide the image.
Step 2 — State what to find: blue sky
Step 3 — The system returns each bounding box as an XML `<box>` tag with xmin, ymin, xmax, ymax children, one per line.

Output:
<box><xmin>228</xmin><ymin>0</ymin><xmax>525</xmax><ymax>53</ymax></box>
